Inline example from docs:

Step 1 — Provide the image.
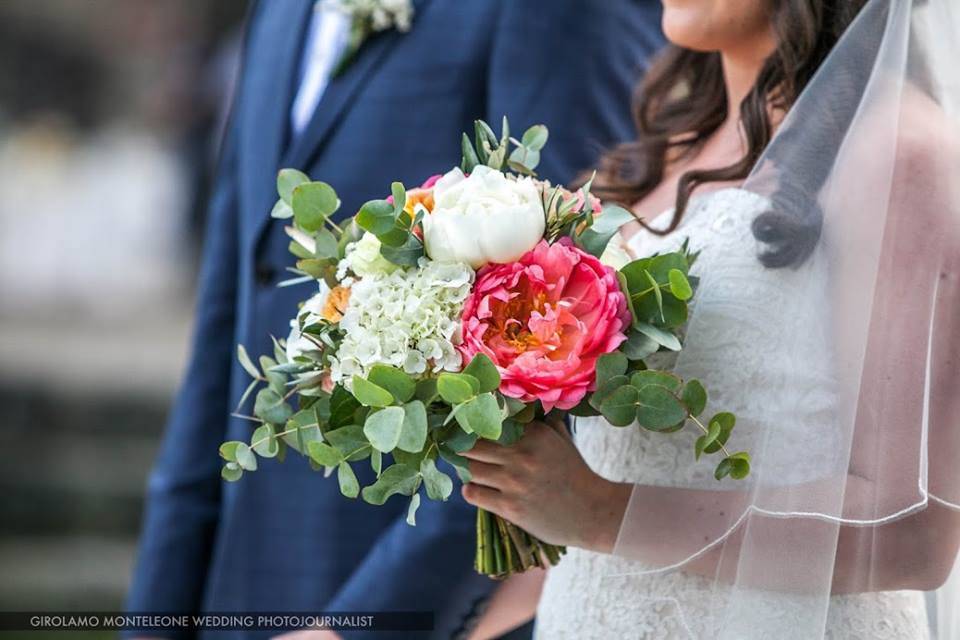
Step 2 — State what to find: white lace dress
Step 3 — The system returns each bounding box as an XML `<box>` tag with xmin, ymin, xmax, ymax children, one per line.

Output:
<box><xmin>534</xmin><ymin>188</ymin><xmax>930</xmax><ymax>640</ymax></box>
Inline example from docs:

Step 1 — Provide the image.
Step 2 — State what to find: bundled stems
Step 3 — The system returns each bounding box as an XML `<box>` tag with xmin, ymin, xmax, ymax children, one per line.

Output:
<box><xmin>474</xmin><ymin>508</ymin><xmax>566</xmax><ymax>578</ymax></box>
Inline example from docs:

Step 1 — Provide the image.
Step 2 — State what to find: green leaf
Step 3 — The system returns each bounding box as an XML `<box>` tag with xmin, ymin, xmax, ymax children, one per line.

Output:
<box><xmin>271</xmin><ymin>198</ymin><xmax>293</xmax><ymax>219</ymax></box>
<box><xmin>356</xmin><ymin>199</ymin><xmax>396</xmax><ymax>236</ymax></box>
<box><xmin>390</xmin><ymin>182</ymin><xmax>406</xmax><ymax>214</ymax></box>
<box><xmin>237</xmin><ymin>344</ymin><xmax>261</xmax><ymax>379</ymax></box>
<box><xmin>406</xmin><ymin>492</ymin><xmax>421</xmax><ymax>525</ymax></box>
<box><xmin>251</xmin><ymin>424</ymin><xmax>279</xmax><ymax>458</ymax></box>
<box><xmin>361</xmin><ymin>463</ymin><xmax>421</xmax><ymax>505</ymax></box>
<box><xmin>444</xmin><ymin>427</ymin><xmax>478</xmax><ymax>453</ymax></box>
<box><xmin>714</xmin><ymin>452</ymin><xmax>750</xmax><ymax>481</ymax></box>
<box><xmin>668</xmin><ymin>268</ymin><xmax>693</xmax><ymax>300</ymax></box>
<box><xmin>219</xmin><ymin>441</ymin><xmax>242</xmax><ymax>462</ymax></box>
<box><xmin>259</xmin><ymin>355</ymin><xmax>286</xmax><ymax>395</ymax></box>
<box><xmin>496</xmin><ymin>419</ymin><xmax>524</xmax><ymax>446</ymax></box>
<box><xmin>283</xmin><ymin>408</ymin><xmax>323</xmax><ymax>453</ymax></box>
<box><xmin>325</xmin><ymin>424</ymin><xmax>370</xmax><ymax>461</ymax></box>
<box><xmin>338</xmin><ymin>461</ymin><xmax>360</xmax><ymax>498</ymax></box>
<box><xmin>461</xmin><ymin>133</ymin><xmax>480</xmax><ymax>173</ymax></box>
<box><xmin>437</xmin><ymin>373</ymin><xmax>478</xmax><ymax>404</ymax></box>
<box><xmin>703</xmin><ymin>412</ymin><xmax>736</xmax><ymax>454</ymax></box>
<box><xmin>221</xmin><ymin>462</ymin><xmax>243</xmax><ymax>482</ymax></box>
<box><xmin>292</xmin><ymin>182</ymin><xmax>339</xmax><ymax>232</ymax></box>
<box><xmin>329</xmin><ymin>385</ymin><xmax>361</xmax><ymax>428</ymax></box>
<box><xmin>307</xmin><ymin>441</ymin><xmax>341</xmax><ymax>467</ymax></box>
<box><xmin>364</xmin><ymin>406</ymin><xmax>405</xmax><ymax>452</ymax></box>
<box><xmin>253</xmin><ymin>388</ymin><xmax>293</xmax><ymax>424</ymax></box>
<box><xmin>351</xmin><ymin>376</ymin><xmax>395</xmax><ymax>408</ymax></box>
<box><xmin>635</xmin><ymin>385</ymin><xmax>688</xmax><ymax>431</ymax></box>
<box><xmin>589</xmin><ymin>374</ymin><xmax>630</xmax><ymax>411</ymax></box>
<box><xmin>681</xmin><ymin>380</ymin><xmax>708</xmax><ymax>417</ymax></box>
<box><xmin>438</xmin><ymin>445</ymin><xmax>472</xmax><ymax>483</ymax></box>
<box><xmin>695</xmin><ymin>420</ymin><xmax>721</xmax><ymax>460</ymax></box>
<box><xmin>595</xmin><ymin>351</ymin><xmax>628</xmax><ymax>385</ymax></box>
<box><xmin>455</xmin><ymin>392</ymin><xmax>503</xmax><ymax>439</ymax></box>
<box><xmin>367</xmin><ymin>365</ymin><xmax>416</xmax><ymax>403</ymax></box>
<box><xmin>634</xmin><ymin>322</ymin><xmax>682</xmax><ymax>352</ymax></box>
<box><xmin>621</xmin><ymin>332</ymin><xmax>660</xmax><ymax>360</ymax></box>
<box><xmin>277</xmin><ymin>168</ymin><xmax>309</xmax><ymax>204</ymax></box>
<box><xmin>379</xmin><ymin>234</ymin><xmax>424</xmax><ymax>266</ymax></box>
<box><xmin>371</xmin><ymin>449</ymin><xmax>383</xmax><ymax>476</ymax></box>
<box><xmin>313</xmin><ymin>228</ymin><xmax>339</xmax><ymax>259</ymax></box>
<box><xmin>576</xmin><ymin>204</ymin><xmax>635</xmax><ymax>257</ymax></box>
<box><xmin>235</xmin><ymin>443</ymin><xmax>257</xmax><ymax>471</ymax></box>
<box><xmin>630</xmin><ymin>370</ymin><xmax>682</xmax><ymax>392</ymax></box>
<box><xmin>599</xmin><ymin>385</ymin><xmax>639</xmax><ymax>427</ymax></box>
<box><xmin>415</xmin><ymin>378</ymin><xmax>438</xmax><ymax>404</ymax></box>
<box><xmin>462</xmin><ymin>354</ymin><xmax>501</xmax><ymax>393</ymax></box>
<box><xmin>398</xmin><ymin>401</ymin><xmax>428</xmax><ymax>453</ymax></box>
<box><xmin>643</xmin><ymin>269</ymin><xmax>664</xmax><ymax>322</ymax></box>
<box><xmin>421</xmin><ymin>458</ymin><xmax>454</xmax><ymax>501</ymax></box>
<box><xmin>521</xmin><ymin>124</ymin><xmax>549</xmax><ymax>150</ymax></box>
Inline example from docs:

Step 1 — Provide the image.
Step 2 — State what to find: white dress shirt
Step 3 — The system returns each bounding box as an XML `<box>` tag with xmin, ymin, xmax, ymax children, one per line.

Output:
<box><xmin>290</xmin><ymin>1</ymin><xmax>352</xmax><ymax>136</ymax></box>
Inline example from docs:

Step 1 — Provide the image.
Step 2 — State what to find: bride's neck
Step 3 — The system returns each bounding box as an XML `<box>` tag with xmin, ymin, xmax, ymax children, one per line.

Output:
<box><xmin>720</xmin><ymin>36</ymin><xmax>776</xmax><ymax>126</ymax></box>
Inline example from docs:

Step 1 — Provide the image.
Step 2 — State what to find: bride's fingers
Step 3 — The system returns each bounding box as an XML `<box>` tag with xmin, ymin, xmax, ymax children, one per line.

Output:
<box><xmin>466</xmin><ymin>459</ymin><xmax>512</xmax><ymax>490</ymax></box>
<box><xmin>462</xmin><ymin>482</ymin><xmax>510</xmax><ymax>516</ymax></box>
<box><xmin>461</xmin><ymin>439</ymin><xmax>511</xmax><ymax>463</ymax></box>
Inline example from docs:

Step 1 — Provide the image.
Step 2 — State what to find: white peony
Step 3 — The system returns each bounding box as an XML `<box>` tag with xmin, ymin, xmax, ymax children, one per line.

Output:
<box><xmin>329</xmin><ymin>258</ymin><xmax>473</xmax><ymax>385</ymax></box>
<box><xmin>285</xmin><ymin>281</ymin><xmax>331</xmax><ymax>361</ymax></box>
<box><xmin>422</xmin><ymin>165</ymin><xmax>545</xmax><ymax>269</ymax></box>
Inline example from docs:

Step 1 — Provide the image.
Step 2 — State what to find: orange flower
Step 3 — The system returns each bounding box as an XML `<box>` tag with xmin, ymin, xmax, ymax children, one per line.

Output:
<box><xmin>321</xmin><ymin>286</ymin><xmax>351</xmax><ymax>322</ymax></box>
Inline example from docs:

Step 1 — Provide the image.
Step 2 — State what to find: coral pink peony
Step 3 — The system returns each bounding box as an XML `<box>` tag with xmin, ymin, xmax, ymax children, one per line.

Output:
<box><xmin>459</xmin><ymin>239</ymin><xmax>631</xmax><ymax>411</ymax></box>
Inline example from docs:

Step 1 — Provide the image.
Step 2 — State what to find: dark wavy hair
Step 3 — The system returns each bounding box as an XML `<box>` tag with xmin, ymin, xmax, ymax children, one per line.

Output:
<box><xmin>593</xmin><ymin>0</ymin><xmax>871</xmax><ymax>267</ymax></box>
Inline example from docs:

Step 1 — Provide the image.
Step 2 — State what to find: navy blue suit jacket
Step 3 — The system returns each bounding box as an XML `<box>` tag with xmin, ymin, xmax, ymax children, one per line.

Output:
<box><xmin>126</xmin><ymin>1</ymin><xmax>663</xmax><ymax>638</ymax></box>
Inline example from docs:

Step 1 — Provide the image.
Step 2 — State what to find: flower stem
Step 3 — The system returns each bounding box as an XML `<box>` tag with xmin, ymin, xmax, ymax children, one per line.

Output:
<box><xmin>690</xmin><ymin>415</ymin><xmax>733</xmax><ymax>457</ymax></box>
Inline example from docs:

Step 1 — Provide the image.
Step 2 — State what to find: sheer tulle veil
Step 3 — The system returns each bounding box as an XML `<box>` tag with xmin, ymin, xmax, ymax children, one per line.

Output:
<box><xmin>604</xmin><ymin>0</ymin><xmax>960</xmax><ymax>637</ymax></box>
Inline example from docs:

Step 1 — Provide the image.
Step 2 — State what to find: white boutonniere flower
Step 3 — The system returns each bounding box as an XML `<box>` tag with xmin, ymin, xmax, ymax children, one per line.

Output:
<box><xmin>324</xmin><ymin>0</ymin><xmax>414</xmax><ymax>76</ymax></box>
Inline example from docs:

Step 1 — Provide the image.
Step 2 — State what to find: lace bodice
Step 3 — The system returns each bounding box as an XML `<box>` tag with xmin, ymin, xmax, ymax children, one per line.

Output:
<box><xmin>534</xmin><ymin>188</ymin><xmax>929</xmax><ymax>639</ymax></box>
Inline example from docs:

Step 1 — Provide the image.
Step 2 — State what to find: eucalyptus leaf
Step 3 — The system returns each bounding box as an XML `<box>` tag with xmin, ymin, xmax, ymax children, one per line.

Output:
<box><xmin>367</xmin><ymin>365</ymin><xmax>416</xmax><ymax>403</ymax></box>
<box><xmin>630</xmin><ymin>370</ymin><xmax>682</xmax><ymax>391</ymax></box>
<box><xmin>521</xmin><ymin>124</ymin><xmax>549</xmax><ymax>150</ymax></box>
<box><xmin>398</xmin><ymin>401</ymin><xmax>428</xmax><ymax>453</ymax></box>
<box><xmin>406</xmin><ymin>492</ymin><xmax>421</xmax><ymax>525</ymax></box>
<box><xmin>462</xmin><ymin>354</ymin><xmax>501</xmax><ymax>393</ymax></box>
<box><xmin>589</xmin><ymin>374</ymin><xmax>630</xmax><ymax>412</ymax></box>
<box><xmin>219</xmin><ymin>441</ymin><xmax>242</xmax><ymax>462</ymax></box>
<box><xmin>292</xmin><ymin>182</ymin><xmax>340</xmax><ymax>232</ymax></box>
<box><xmin>237</xmin><ymin>344</ymin><xmax>261</xmax><ymax>379</ymax></box>
<box><xmin>599</xmin><ymin>385</ymin><xmax>639</xmax><ymax>427</ymax></box>
<box><xmin>437</xmin><ymin>373</ymin><xmax>478</xmax><ymax>404</ymax></box>
<box><xmin>253</xmin><ymin>388</ymin><xmax>293</xmax><ymax>425</ymax></box>
<box><xmin>235</xmin><ymin>443</ymin><xmax>257</xmax><ymax>471</ymax></box>
<box><xmin>634</xmin><ymin>322</ymin><xmax>682</xmax><ymax>352</ymax></box>
<box><xmin>668</xmin><ymin>268</ymin><xmax>693</xmax><ymax>300</ymax></box>
<box><xmin>363</xmin><ymin>406</ymin><xmax>405</xmax><ymax>452</ymax></box>
<box><xmin>421</xmin><ymin>458</ymin><xmax>454</xmax><ymax>501</ymax></box>
<box><xmin>313</xmin><ymin>228</ymin><xmax>340</xmax><ymax>259</ymax></box>
<box><xmin>438</xmin><ymin>445</ymin><xmax>472</xmax><ymax>483</ymax></box>
<box><xmin>703</xmin><ymin>412</ymin><xmax>736</xmax><ymax>454</ymax></box>
<box><xmin>681</xmin><ymin>380</ymin><xmax>708</xmax><ymax>417</ymax></box>
<box><xmin>351</xmin><ymin>376</ymin><xmax>395</xmax><ymax>408</ymax></box>
<box><xmin>307</xmin><ymin>441</ymin><xmax>342</xmax><ymax>467</ymax></box>
<box><xmin>271</xmin><ymin>198</ymin><xmax>294</xmax><ymax>219</ymax></box>
<box><xmin>379</xmin><ymin>234</ymin><xmax>424</xmax><ymax>266</ymax></box>
<box><xmin>361</xmin><ymin>463</ymin><xmax>421</xmax><ymax>505</ymax></box>
<box><xmin>356</xmin><ymin>199</ymin><xmax>396</xmax><ymax>236</ymax></box>
<box><xmin>277</xmin><ymin>168</ymin><xmax>309</xmax><ymax>204</ymax></box>
<box><xmin>325</xmin><ymin>424</ymin><xmax>371</xmax><ymax>461</ymax></box>
<box><xmin>621</xmin><ymin>332</ymin><xmax>660</xmax><ymax>360</ymax></box>
<box><xmin>455</xmin><ymin>392</ymin><xmax>503</xmax><ymax>439</ymax></box>
<box><xmin>338</xmin><ymin>461</ymin><xmax>360</xmax><ymax>498</ymax></box>
<box><xmin>595</xmin><ymin>351</ymin><xmax>628</xmax><ymax>385</ymax></box>
<box><xmin>635</xmin><ymin>385</ymin><xmax>688</xmax><ymax>431</ymax></box>
<box><xmin>221</xmin><ymin>462</ymin><xmax>243</xmax><ymax>482</ymax></box>
<box><xmin>251</xmin><ymin>424</ymin><xmax>279</xmax><ymax>458</ymax></box>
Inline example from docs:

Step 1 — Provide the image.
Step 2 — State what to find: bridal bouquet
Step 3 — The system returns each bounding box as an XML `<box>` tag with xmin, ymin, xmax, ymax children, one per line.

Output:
<box><xmin>219</xmin><ymin>119</ymin><xmax>750</xmax><ymax>578</ymax></box>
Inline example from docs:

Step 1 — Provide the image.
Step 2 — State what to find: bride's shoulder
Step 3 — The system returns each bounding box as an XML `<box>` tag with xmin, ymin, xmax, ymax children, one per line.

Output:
<box><xmin>894</xmin><ymin>87</ymin><xmax>960</xmax><ymax>168</ymax></box>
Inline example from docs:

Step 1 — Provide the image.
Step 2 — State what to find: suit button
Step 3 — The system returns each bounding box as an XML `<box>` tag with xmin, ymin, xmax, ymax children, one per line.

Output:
<box><xmin>255</xmin><ymin>263</ymin><xmax>275</xmax><ymax>286</ymax></box>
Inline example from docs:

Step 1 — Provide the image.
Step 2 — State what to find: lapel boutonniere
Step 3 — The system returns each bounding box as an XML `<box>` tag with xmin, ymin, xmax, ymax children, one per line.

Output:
<box><xmin>324</xmin><ymin>0</ymin><xmax>415</xmax><ymax>77</ymax></box>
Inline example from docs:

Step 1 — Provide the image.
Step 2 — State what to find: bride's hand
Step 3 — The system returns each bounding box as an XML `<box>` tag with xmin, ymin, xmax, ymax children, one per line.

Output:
<box><xmin>460</xmin><ymin>420</ymin><xmax>631</xmax><ymax>553</ymax></box>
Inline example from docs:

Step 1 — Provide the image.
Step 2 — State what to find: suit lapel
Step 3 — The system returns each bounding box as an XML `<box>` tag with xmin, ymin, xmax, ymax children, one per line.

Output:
<box><xmin>239</xmin><ymin>0</ymin><xmax>314</xmax><ymax>254</ymax></box>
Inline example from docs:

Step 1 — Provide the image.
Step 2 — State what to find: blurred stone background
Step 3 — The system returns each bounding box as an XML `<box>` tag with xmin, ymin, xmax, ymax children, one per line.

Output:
<box><xmin>0</xmin><ymin>0</ymin><xmax>248</xmax><ymax>621</ymax></box>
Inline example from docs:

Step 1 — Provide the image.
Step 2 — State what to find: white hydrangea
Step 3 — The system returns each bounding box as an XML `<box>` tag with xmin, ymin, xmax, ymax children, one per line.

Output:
<box><xmin>286</xmin><ymin>281</ymin><xmax>332</xmax><ymax>361</ymax></box>
<box><xmin>329</xmin><ymin>257</ymin><xmax>474</xmax><ymax>385</ymax></box>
